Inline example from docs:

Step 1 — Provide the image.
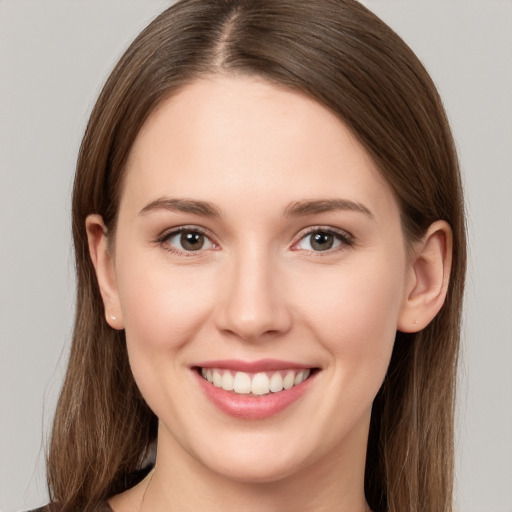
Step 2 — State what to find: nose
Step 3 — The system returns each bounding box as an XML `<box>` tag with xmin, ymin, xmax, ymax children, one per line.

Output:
<box><xmin>213</xmin><ymin>247</ymin><xmax>292</xmax><ymax>342</ymax></box>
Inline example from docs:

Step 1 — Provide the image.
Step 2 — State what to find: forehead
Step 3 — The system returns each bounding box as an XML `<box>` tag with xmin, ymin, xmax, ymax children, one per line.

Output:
<box><xmin>121</xmin><ymin>75</ymin><xmax>397</xmax><ymax>219</ymax></box>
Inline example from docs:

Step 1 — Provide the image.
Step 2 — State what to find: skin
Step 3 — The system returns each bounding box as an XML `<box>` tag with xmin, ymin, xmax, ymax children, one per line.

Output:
<box><xmin>87</xmin><ymin>75</ymin><xmax>452</xmax><ymax>512</ymax></box>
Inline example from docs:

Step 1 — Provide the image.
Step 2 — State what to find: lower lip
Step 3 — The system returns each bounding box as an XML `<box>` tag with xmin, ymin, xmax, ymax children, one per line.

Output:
<box><xmin>194</xmin><ymin>370</ymin><xmax>316</xmax><ymax>420</ymax></box>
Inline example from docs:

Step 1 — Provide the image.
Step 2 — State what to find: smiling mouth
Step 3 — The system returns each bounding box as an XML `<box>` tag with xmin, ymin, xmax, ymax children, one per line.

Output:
<box><xmin>196</xmin><ymin>367</ymin><xmax>316</xmax><ymax>396</ymax></box>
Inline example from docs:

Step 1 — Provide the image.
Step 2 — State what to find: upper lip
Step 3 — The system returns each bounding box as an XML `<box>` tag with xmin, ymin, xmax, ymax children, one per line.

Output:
<box><xmin>193</xmin><ymin>359</ymin><xmax>315</xmax><ymax>372</ymax></box>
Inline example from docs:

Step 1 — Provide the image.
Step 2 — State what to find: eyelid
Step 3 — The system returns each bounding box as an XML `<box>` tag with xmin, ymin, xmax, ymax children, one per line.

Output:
<box><xmin>154</xmin><ymin>224</ymin><xmax>354</xmax><ymax>255</ymax></box>
<box><xmin>156</xmin><ymin>225</ymin><xmax>219</xmax><ymax>254</ymax></box>
<box><xmin>290</xmin><ymin>225</ymin><xmax>355</xmax><ymax>252</ymax></box>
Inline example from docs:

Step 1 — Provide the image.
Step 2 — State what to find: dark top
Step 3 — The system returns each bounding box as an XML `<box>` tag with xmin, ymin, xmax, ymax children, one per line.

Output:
<box><xmin>29</xmin><ymin>505</ymin><xmax>112</xmax><ymax>512</ymax></box>
<box><xmin>30</xmin><ymin>501</ymin><xmax>114</xmax><ymax>512</ymax></box>
<box><xmin>27</xmin><ymin>466</ymin><xmax>153</xmax><ymax>512</ymax></box>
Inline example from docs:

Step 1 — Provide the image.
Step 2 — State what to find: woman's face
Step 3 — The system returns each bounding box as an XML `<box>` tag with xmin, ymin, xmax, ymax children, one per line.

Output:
<box><xmin>103</xmin><ymin>76</ymin><xmax>415</xmax><ymax>483</ymax></box>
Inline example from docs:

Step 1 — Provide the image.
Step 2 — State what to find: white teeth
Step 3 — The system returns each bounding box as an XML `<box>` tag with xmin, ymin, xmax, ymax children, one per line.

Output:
<box><xmin>283</xmin><ymin>371</ymin><xmax>295</xmax><ymax>390</ymax></box>
<box><xmin>294</xmin><ymin>370</ymin><xmax>305</xmax><ymax>386</ymax></box>
<box><xmin>201</xmin><ymin>368</ymin><xmax>313</xmax><ymax>396</ymax></box>
<box><xmin>233</xmin><ymin>372</ymin><xmax>252</xmax><ymax>394</ymax></box>
<box><xmin>269</xmin><ymin>372</ymin><xmax>284</xmax><ymax>392</ymax></box>
<box><xmin>294</xmin><ymin>369</ymin><xmax>310</xmax><ymax>385</ymax></box>
<box><xmin>221</xmin><ymin>371</ymin><xmax>234</xmax><ymax>391</ymax></box>
<box><xmin>251</xmin><ymin>372</ymin><xmax>270</xmax><ymax>395</ymax></box>
<box><xmin>212</xmin><ymin>370</ymin><xmax>222</xmax><ymax>387</ymax></box>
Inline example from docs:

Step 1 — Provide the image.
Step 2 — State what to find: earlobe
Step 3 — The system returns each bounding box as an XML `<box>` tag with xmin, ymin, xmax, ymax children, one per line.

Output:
<box><xmin>85</xmin><ymin>214</ymin><xmax>124</xmax><ymax>330</ymax></box>
<box><xmin>398</xmin><ymin>220</ymin><xmax>452</xmax><ymax>333</ymax></box>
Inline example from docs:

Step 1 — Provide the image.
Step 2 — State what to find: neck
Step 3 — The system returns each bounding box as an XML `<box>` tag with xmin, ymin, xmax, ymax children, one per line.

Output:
<box><xmin>138</xmin><ymin>420</ymin><xmax>371</xmax><ymax>512</ymax></box>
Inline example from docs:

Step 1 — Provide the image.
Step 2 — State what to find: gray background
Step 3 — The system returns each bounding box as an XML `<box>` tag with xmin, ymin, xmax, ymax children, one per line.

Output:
<box><xmin>0</xmin><ymin>1</ymin><xmax>511</xmax><ymax>511</ymax></box>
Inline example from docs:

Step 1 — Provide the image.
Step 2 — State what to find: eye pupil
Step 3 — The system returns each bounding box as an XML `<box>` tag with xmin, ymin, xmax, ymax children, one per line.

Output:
<box><xmin>311</xmin><ymin>232</ymin><xmax>334</xmax><ymax>251</ymax></box>
<box><xmin>181</xmin><ymin>232</ymin><xmax>204</xmax><ymax>251</ymax></box>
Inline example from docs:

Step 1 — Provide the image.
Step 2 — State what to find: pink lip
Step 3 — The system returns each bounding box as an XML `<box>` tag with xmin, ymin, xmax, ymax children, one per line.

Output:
<box><xmin>194</xmin><ymin>358</ymin><xmax>312</xmax><ymax>372</ymax></box>
<box><xmin>193</xmin><ymin>365</ymin><xmax>317</xmax><ymax>420</ymax></box>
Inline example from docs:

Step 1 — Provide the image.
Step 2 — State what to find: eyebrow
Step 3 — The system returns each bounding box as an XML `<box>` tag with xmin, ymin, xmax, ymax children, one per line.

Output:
<box><xmin>139</xmin><ymin>198</ymin><xmax>221</xmax><ymax>217</ymax></box>
<box><xmin>138</xmin><ymin>197</ymin><xmax>373</xmax><ymax>219</ymax></box>
<box><xmin>283</xmin><ymin>199</ymin><xmax>373</xmax><ymax>218</ymax></box>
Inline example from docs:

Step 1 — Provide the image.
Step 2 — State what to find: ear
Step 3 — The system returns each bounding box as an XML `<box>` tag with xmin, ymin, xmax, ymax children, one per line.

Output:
<box><xmin>398</xmin><ymin>220</ymin><xmax>453</xmax><ymax>333</ymax></box>
<box><xmin>85</xmin><ymin>214</ymin><xmax>124</xmax><ymax>330</ymax></box>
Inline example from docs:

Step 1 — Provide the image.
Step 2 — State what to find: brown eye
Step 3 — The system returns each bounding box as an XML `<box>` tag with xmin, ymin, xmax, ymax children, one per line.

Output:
<box><xmin>294</xmin><ymin>228</ymin><xmax>352</xmax><ymax>252</ymax></box>
<box><xmin>310</xmin><ymin>232</ymin><xmax>334</xmax><ymax>251</ymax></box>
<box><xmin>163</xmin><ymin>229</ymin><xmax>215</xmax><ymax>253</ymax></box>
<box><xmin>180</xmin><ymin>232</ymin><xmax>205</xmax><ymax>251</ymax></box>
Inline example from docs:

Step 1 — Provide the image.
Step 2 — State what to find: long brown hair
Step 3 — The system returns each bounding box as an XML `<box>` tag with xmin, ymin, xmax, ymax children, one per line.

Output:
<box><xmin>47</xmin><ymin>1</ymin><xmax>466</xmax><ymax>511</ymax></box>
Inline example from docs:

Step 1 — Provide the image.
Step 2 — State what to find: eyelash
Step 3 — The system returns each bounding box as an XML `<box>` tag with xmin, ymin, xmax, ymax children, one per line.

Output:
<box><xmin>291</xmin><ymin>226</ymin><xmax>355</xmax><ymax>254</ymax></box>
<box><xmin>156</xmin><ymin>226</ymin><xmax>218</xmax><ymax>257</ymax></box>
<box><xmin>156</xmin><ymin>225</ymin><xmax>355</xmax><ymax>256</ymax></box>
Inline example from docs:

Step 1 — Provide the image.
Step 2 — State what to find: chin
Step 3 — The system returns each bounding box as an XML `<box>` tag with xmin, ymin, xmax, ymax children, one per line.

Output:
<box><xmin>189</xmin><ymin>432</ymin><xmax>319</xmax><ymax>485</ymax></box>
<box><xmin>205</xmin><ymin>454</ymin><xmax>305</xmax><ymax>485</ymax></box>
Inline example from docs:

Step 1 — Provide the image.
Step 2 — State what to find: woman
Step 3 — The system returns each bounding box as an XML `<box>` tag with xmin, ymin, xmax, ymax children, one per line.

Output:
<box><xmin>38</xmin><ymin>1</ymin><xmax>466</xmax><ymax>511</ymax></box>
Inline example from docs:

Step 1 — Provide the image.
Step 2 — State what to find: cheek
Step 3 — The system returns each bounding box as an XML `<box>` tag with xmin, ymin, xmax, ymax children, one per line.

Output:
<box><xmin>116</xmin><ymin>255</ymin><xmax>217</xmax><ymax>355</ymax></box>
<box><xmin>115</xmin><ymin>257</ymin><xmax>219</xmax><ymax>415</ymax></box>
<box><xmin>297</xmin><ymin>254</ymin><xmax>406</xmax><ymax>371</ymax></box>
<box><xmin>297</xmin><ymin>269</ymin><xmax>403</xmax><ymax>439</ymax></box>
